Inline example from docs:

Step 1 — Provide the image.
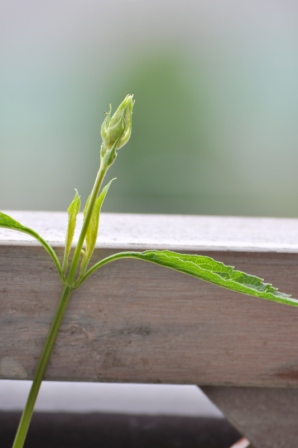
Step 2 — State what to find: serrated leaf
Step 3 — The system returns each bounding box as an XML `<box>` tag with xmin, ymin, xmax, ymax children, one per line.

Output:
<box><xmin>132</xmin><ymin>250</ymin><xmax>296</xmax><ymax>306</ymax></box>
<box><xmin>62</xmin><ymin>189</ymin><xmax>81</xmax><ymax>272</ymax></box>
<box><xmin>81</xmin><ymin>179</ymin><xmax>115</xmax><ymax>270</ymax></box>
<box><xmin>79</xmin><ymin>250</ymin><xmax>297</xmax><ymax>306</ymax></box>
<box><xmin>0</xmin><ymin>211</ymin><xmax>62</xmax><ymax>275</ymax></box>
<box><xmin>81</xmin><ymin>250</ymin><xmax>296</xmax><ymax>305</ymax></box>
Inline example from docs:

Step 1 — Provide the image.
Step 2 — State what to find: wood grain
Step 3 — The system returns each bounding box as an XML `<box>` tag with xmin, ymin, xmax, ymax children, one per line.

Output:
<box><xmin>203</xmin><ymin>386</ymin><xmax>298</xmax><ymax>448</ymax></box>
<box><xmin>1</xmin><ymin>212</ymin><xmax>298</xmax><ymax>386</ymax></box>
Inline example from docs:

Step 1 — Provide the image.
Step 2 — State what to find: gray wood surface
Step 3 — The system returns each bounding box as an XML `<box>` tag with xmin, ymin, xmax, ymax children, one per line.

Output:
<box><xmin>0</xmin><ymin>212</ymin><xmax>298</xmax><ymax>386</ymax></box>
<box><xmin>203</xmin><ymin>386</ymin><xmax>298</xmax><ymax>448</ymax></box>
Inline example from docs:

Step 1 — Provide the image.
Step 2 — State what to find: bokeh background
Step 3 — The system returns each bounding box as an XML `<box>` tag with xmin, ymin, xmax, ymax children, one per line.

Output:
<box><xmin>1</xmin><ymin>0</ymin><xmax>298</xmax><ymax>216</ymax></box>
<box><xmin>1</xmin><ymin>0</ymin><xmax>298</xmax><ymax>419</ymax></box>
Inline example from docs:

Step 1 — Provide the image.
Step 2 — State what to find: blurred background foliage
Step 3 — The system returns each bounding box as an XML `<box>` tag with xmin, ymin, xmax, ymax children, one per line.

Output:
<box><xmin>1</xmin><ymin>0</ymin><xmax>298</xmax><ymax>217</ymax></box>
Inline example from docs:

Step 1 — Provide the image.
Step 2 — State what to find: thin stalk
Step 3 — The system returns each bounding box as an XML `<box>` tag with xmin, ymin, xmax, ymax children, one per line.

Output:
<box><xmin>11</xmin><ymin>155</ymin><xmax>107</xmax><ymax>448</ymax></box>
<box><xmin>9</xmin><ymin>227</ymin><xmax>62</xmax><ymax>278</ymax></box>
<box><xmin>77</xmin><ymin>251</ymin><xmax>140</xmax><ymax>286</ymax></box>
<box><xmin>12</xmin><ymin>286</ymin><xmax>72</xmax><ymax>448</ymax></box>
<box><xmin>12</xmin><ymin>150</ymin><xmax>112</xmax><ymax>448</ymax></box>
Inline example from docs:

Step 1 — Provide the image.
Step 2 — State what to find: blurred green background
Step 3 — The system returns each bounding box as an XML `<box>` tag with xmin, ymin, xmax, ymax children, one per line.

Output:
<box><xmin>1</xmin><ymin>0</ymin><xmax>298</xmax><ymax>216</ymax></box>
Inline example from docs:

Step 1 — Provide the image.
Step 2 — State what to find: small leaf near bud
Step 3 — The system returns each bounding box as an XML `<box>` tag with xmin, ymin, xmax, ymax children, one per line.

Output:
<box><xmin>62</xmin><ymin>189</ymin><xmax>81</xmax><ymax>273</ymax></box>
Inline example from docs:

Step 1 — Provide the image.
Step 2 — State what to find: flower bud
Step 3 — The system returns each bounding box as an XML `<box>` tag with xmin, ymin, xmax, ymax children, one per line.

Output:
<box><xmin>101</xmin><ymin>94</ymin><xmax>134</xmax><ymax>152</ymax></box>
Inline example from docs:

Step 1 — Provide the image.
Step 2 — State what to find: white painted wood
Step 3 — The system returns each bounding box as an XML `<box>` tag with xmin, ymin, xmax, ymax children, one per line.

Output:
<box><xmin>1</xmin><ymin>211</ymin><xmax>298</xmax><ymax>252</ymax></box>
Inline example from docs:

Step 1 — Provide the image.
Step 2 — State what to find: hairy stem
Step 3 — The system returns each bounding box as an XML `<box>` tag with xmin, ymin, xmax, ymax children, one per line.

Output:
<box><xmin>12</xmin><ymin>286</ymin><xmax>72</xmax><ymax>448</ymax></box>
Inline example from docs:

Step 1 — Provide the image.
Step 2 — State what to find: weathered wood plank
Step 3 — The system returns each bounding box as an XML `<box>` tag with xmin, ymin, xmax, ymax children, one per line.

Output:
<box><xmin>203</xmin><ymin>386</ymin><xmax>298</xmax><ymax>448</ymax></box>
<box><xmin>1</xmin><ymin>212</ymin><xmax>298</xmax><ymax>386</ymax></box>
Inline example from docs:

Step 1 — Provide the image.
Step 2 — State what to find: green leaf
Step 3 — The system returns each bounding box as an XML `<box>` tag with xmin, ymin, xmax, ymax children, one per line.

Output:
<box><xmin>62</xmin><ymin>189</ymin><xmax>81</xmax><ymax>273</ymax></box>
<box><xmin>80</xmin><ymin>249</ymin><xmax>297</xmax><ymax>306</ymax></box>
<box><xmin>135</xmin><ymin>250</ymin><xmax>296</xmax><ymax>306</ymax></box>
<box><xmin>81</xmin><ymin>179</ymin><xmax>115</xmax><ymax>271</ymax></box>
<box><xmin>0</xmin><ymin>211</ymin><xmax>62</xmax><ymax>276</ymax></box>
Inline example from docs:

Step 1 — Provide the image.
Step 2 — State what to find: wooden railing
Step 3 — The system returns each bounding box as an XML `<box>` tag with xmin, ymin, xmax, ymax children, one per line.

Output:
<box><xmin>1</xmin><ymin>212</ymin><xmax>298</xmax><ymax>448</ymax></box>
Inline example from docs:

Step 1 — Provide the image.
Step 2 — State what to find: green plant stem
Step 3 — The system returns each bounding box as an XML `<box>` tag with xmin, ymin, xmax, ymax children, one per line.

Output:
<box><xmin>12</xmin><ymin>148</ymin><xmax>114</xmax><ymax>448</ymax></box>
<box><xmin>7</xmin><ymin>226</ymin><xmax>62</xmax><ymax>278</ymax></box>
<box><xmin>12</xmin><ymin>285</ymin><xmax>72</xmax><ymax>448</ymax></box>
<box><xmin>28</xmin><ymin>229</ymin><xmax>63</xmax><ymax>278</ymax></box>
<box><xmin>77</xmin><ymin>251</ymin><xmax>140</xmax><ymax>285</ymax></box>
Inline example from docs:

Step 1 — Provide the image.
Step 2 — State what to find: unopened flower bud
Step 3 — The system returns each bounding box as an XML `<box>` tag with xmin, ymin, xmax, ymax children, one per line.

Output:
<box><xmin>101</xmin><ymin>94</ymin><xmax>134</xmax><ymax>152</ymax></box>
